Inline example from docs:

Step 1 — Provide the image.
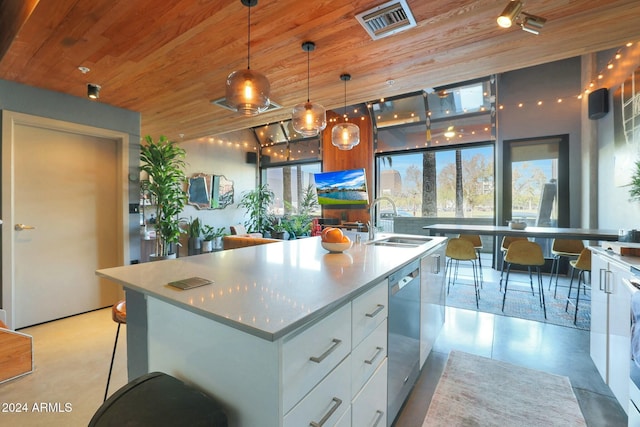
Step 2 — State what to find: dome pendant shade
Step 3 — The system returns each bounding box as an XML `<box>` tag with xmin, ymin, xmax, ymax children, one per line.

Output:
<box><xmin>225</xmin><ymin>69</ymin><xmax>270</xmax><ymax>116</ymax></box>
<box><xmin>292</xmin><ymin>41</ymin><xmax>326</xmax><ymax>136</ymax></box>
<box><xmin>292</xmin><ymin>101</ymin><xmax>326</xmax><ymax>136</ymax></box>
<box><xmin>331</xmin><ymin>122</ymin><xmax>360</xmax><ymax>150</ymax></box>
<box><xmin>331</xmin><ymin>73</ymin><xmax>360</xmax><ymax>150</ymax></box>
<box><xmin>225</xmin><ymin>0</ymin><xmax>270</xmax><ymax>116</ymax></box>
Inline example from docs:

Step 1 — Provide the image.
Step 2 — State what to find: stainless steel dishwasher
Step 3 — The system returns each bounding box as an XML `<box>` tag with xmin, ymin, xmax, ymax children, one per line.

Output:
<box><xmin>387</xmin><ymin>259</ymin><xmax>421</xmax><ymax>426</ymax></box>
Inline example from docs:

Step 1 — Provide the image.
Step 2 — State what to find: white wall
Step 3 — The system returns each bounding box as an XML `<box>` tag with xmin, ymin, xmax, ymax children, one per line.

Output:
<box><xmin>177</xmin><ymin>130</ymin><xmax>259</xmax><ymax>251</ymax></box>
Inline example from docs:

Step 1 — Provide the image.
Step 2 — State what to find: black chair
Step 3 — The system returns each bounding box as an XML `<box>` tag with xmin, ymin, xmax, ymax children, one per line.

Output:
<box><xmin>90</xmin><ymin>372</ymin><xmax>228</xmax><ymax>427</ymax></box>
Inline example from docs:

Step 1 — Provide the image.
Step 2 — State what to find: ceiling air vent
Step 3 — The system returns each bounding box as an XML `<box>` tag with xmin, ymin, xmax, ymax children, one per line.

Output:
<box><xmin>211</xmin><ymin>97</ymin><xmax>282</xmax><ymax>112</ymax></box>
<box><xmin>356</xmin><ymin>0</ymin><xmax>417</xmax><ymax>40</ymax></box>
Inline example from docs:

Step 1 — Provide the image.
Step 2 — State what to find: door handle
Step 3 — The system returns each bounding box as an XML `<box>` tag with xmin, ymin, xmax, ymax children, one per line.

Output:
<box><xmin>15</xmin><ymin>223</ymin><xmax>36</xmax><ymax>231</ymax></box>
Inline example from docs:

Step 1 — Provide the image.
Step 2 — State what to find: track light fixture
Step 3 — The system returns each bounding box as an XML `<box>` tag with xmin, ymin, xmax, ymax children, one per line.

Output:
<box><xmin>331</xmin><ymin>74</ymin><xmax>360</xmax><ymax>151</ymax></box>
<box><xmin>292</xmin><ymin>41</ymin><xmax>326</xmax><ymax>136</ymax></box>
<box><xmin>225</xmin><ymin>0</ymin><xmax>270</xmax><ymax>116</ymax></box>
<box><xmin>497</xmin><ymin>0</ymin><xmax>546</xmax><ymax>35</ymax></box>
<box><xmin>87</xmin><ymin>83</ymin><xmax>101</xmax><ymax>99</ymax></box>
<box><xmin>520</xmin><ymin>13</ymin><xmax>547</xmax><ymax>35</ymax></box>
<box><xmin>497</xmin><ymin>0</ymin><xmax>522</xmax><ymax>28</ymax></box>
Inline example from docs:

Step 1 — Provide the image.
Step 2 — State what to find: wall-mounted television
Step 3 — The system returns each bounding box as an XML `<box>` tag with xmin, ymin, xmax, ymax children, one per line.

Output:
<box><xmin>314</xmin><ymin>168</ymin><xmax>369</xmax><ymax>206</ymax></box>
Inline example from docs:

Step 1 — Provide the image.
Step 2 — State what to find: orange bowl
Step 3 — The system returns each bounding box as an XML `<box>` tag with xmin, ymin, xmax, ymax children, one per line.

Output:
<box><xmin>321</xmin><ymin>240</ymin><xmax>353</xmax><ymax>253</ymax></box>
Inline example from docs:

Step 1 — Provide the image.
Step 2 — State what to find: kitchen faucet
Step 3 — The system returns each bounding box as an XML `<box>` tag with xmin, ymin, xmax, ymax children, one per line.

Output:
<box><xmin>368</xmin><ymin>196</ymin><xmax>397</xmax><ymax>240</ymax></box>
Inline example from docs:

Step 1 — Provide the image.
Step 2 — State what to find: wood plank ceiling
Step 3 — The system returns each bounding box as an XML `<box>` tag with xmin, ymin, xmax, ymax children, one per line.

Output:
<box><xmin>0</xmin><ymin>0</ymin><xmax>639</xmax><ymax>141</ymax></box>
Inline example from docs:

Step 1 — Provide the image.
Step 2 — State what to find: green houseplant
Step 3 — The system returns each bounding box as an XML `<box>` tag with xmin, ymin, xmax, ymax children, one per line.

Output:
<box><xmin>202</xmin><ymin>225</ymin><xmax>227</xmax><ymax>251</ymax></box>
<box><xmin>186</xmin><ymin>217</ymin><xmax>202</xmax><ymax>255</ymax></box>
<box><xmin>629</xmin><ymin>160</ymin><xmax>640</xmax><ymax>202</ymax></box>
<box><xmin>140</xmin><ymin>135</ymin><xmax>187</xmax><ymax>259</ymax></box>
<box><xmin>238</xmin><ymin>184</ymin><xmax>275</xmax><ymax>235</ymax></box>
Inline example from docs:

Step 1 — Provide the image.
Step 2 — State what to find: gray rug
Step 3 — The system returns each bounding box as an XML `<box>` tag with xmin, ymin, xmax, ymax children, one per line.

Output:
<box><xmin>423</xmin><ymin>351</ymin><xmax>587</xmax><ymax>427</ymax></box>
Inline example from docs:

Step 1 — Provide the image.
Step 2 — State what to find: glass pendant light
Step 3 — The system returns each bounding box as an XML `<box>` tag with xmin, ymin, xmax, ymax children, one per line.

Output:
<box><xmin>292</xmin><ymin>42</ymin><xmax>326</xmax><ymax>137</ymax></box>
<box><xmin>331</xmin><ymin>74</ymin><xmax>360</xmax><ymax>150</ymax></box>
<box><xmin>225</xmin><ymin>0</ymin><xmax>270</xmax><ymax>116</ymax></box>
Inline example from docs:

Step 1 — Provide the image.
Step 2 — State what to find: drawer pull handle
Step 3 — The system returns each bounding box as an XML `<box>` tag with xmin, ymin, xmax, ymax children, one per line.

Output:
<box><xmin>365</xmin><ymin>346</ymin><xmax>384</xmax><ymax>365</ymax></box>
<box><xmin>365</xmin><ymin>304</ymin><xmax>385</xmax><ymax>318</ymax></box>
<box><xmin>309</xmin><ymin>397</ymin><xmax>342</xmax><ymax>427</ymax></box>
<box><xmin>309</xmin><ymin>338</ymin><xmax>342</xmax><ymax>363</ymax></box>
<box><xmin>373</xmin><ymin>410</ymin><xmax>385</xmax><ymax>427</ymax></box>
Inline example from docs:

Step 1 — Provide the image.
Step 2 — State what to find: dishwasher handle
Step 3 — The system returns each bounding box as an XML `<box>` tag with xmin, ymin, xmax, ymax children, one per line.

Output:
<box><xmin>390</xmin><ymin>267</ymin><xmax>419</xmax><ymax>295</ymax></box>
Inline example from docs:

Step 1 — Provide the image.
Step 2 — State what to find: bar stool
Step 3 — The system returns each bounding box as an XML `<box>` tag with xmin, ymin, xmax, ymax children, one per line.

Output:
<box><xmin>499</xmin><ymin>236</ymin><xmax>528</xmax><ymax>291</ymax></box>
<box><xmin>445</xmin><ymin>238</ymin><xmax>480</xmax><ymax>308</ymax></box>
<box><xmin>458</xmin><ymin>234</ymin><xmax>483</xmax><ymax>286</ymax></box>
<box><xmin>501</xmin><ymin>240</ymin><xmax>546</xmax><ymax>319</ymax></box>
<box><xmin>104</xmin><ymin>300</ymin><xmax>126</xmax><ymax>402</ymax></box>
<box><xmin>565</xmin><ymin>248</ymin><xmax>591</xmax><ymax>324</ymax></box>
<box><xmin>548</xmin><ymin>239</ymin><xmax>584</xmax><ymax>297</ymax></box>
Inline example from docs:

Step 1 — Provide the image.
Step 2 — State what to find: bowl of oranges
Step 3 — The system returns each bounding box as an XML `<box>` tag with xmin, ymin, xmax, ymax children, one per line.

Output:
<box><xmin>320</xmin><ymin>227</ymin><xmax>352</xmax><ymax>253</ymax></box>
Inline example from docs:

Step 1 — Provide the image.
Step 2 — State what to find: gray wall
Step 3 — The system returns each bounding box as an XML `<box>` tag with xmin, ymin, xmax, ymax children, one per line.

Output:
<box><xmin>496</xmin><ymin>57</ymin><xmax>583</xmax><ymax>227</ymax></box>
<box><xmin>0</xmin><ymin>79</ymin><xmax>141</xmax><ymax>261</ymax></box>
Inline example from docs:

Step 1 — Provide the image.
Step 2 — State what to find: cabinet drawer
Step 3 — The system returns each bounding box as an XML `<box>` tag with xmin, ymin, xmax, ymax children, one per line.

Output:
<box><xmin>352</xmin><ymin>358</ymin><xmax>388</xmax><ymax>427</ymax></box>
<box><xmin>284</xmin><ymin>356</ymin><xmax>351</xmax><ymax>427</ymax></box>
<box><xmin>352</xmin><ymin>319</ymin><xmax>387</xmax><ymax>397</ymax></box>
<box><xmin>352</xmin><ymin>279</ymin><xmax>388</xmax><ymax>347</ymax></box>
<box><xmin>283</xmin><ymin>303</ymin><xmax>352</xmax><ymax>412</ymax></box>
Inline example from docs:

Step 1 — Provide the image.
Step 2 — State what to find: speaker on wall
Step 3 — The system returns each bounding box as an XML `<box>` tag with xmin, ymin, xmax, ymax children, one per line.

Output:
<box><xmin>588</xmin><ymin>88</ymin><xmax>609</xmax><ymax>120</ymax></box>
<box><xmin>246</xmin><ymin>152</ymin><xmax>257</xmax><ymax>164</ymax></box>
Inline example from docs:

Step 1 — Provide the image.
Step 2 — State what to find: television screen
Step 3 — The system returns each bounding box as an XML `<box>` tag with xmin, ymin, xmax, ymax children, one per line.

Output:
<box><xmin>314</xmin><ymin>168</ymin><xmax>369</xmax><ymax>206</ymax></box>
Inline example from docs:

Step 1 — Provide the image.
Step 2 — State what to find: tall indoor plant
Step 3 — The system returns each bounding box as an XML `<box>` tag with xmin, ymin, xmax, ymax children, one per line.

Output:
<box><xmin>140</xmin><ymin>135</ymin><xmax>187</xmax><ymax>259</ymax></box>
<box><xmin>238</xmin><ymin>184</ymin><xmax>275</xmax><ymax>235</ymax></box>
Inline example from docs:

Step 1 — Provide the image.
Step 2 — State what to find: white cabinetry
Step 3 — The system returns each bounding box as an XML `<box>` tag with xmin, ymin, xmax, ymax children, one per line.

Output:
<box><xmin>146</xmin><ymin>278</ymin><xmax>389</xmax><ymax>427</ymax></box>
<box><xmin>420</xmin><ymin>242</ymin><xmax>447</xmax><ymax>367</ymax></box>
<box><xmin>591</xmin><ymin>250</ymin><xmax>633</xmax><ymax>412</ymax></box>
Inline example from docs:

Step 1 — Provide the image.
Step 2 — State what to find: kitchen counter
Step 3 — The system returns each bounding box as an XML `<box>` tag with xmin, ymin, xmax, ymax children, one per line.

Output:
<box><xmin>97</xmin><ymin>233</ymin><xmax>446</xmax><ymax>341</ymax></box>
<box><xmin>96</xmin><ymin>233</ymin><xmax>447</xmax><ymax>427</ymax></box>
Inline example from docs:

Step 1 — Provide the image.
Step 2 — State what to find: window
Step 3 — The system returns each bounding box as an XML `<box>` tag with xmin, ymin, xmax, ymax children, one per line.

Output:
<box><xmin>377</xmin><ymin>145</ymin><xmax>494</xmax><ymax>218</ymax></box>
<box><xmin>262</xmin><ymin>163</ymin><xmax>321</xmax><ymax>216</ymax></box>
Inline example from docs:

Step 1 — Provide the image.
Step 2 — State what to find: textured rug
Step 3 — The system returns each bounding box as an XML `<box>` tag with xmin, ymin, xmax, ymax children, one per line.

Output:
<box><xmin>445</xmin><ymin>267</ymin><xmax>590</xmax><ymax>330</ymax></box>
<box><xmin>423</xmin><ymin>351</ymin><xmax>587</xmax><ymax>427</ymax></box>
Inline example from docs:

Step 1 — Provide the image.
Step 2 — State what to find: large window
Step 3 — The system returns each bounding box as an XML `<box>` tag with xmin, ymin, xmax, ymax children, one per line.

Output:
<box><xmin>262</xmin><ymin>163</ymin><xmax>321</xmax><ymax>216</ymax></box>
<box><xmin>373</xmin><ymin>77</ymin><xmax>496</xmax><ymax>220</ymax></box>
<box><xmin>378</xmin><ymin>145</ymin><xmax>494</xmax><ymax>219</ymax></box>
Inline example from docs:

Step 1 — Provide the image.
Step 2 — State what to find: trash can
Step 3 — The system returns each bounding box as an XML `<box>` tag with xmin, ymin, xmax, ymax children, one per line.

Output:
<box><xmin>89</xmin><ymin>372</ymin><xmax>228</xmax><ymax>426</ymax></box>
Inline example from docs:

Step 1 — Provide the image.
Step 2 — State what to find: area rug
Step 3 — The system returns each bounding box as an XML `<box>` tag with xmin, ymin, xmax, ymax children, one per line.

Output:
<box><xmin>423</xmin><ymin>351</ymin><xmax>587</xmax><ymax>427</ymax></box>
<box><xmin>445</xmin><ymin>269</ymin><xmax>590</xmax><ymax>330</ymax></box>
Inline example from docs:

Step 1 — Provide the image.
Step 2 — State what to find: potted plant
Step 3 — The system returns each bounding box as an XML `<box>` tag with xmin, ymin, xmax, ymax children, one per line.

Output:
<box><xmin>270</xmin><ymin>219</ymin><xmax>287</xmax><ymax>240</ymax></box>
<box><xmin>629</xmin><ymin>160</ymin><xmax>640</xmax><ymax>202</ymax></box>
<box><xmin>202</xmin><ymin>225</ymin><xmax>228</xmax><ymax>251</ymax></box>
<box><xmin>238</xmin><ymin>184</ymin><xmax>275</xmax><ymax>235</ymax></box>
<box><xmin>186</xmin><ymin>217</ymin><xmax>201</xmax><ymax>255</ymax></box>
<box><xmin>140</xmin><ymin>135</ymin><xmax>187</xmax><ymax>259</ymax></box>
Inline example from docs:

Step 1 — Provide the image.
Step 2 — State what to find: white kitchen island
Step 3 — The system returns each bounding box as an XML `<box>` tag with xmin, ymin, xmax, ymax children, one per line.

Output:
<box><xmin>97</xmin><ymin>234</ymin><xmax>447</xmax><ymax>427</ymax></box>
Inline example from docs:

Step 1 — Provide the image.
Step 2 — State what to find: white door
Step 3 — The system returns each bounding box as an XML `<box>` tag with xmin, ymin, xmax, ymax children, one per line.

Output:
<box><xmin>2</xmin><ymin>112</ymin><xmax>126</xmax><ymax>329</ymax></box>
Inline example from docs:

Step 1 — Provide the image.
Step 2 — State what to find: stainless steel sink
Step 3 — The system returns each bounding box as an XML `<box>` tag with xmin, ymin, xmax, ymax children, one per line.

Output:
<box><xmin>368</xmin><ymin>236</ymin><xmax>433</xmax><ymax>248</ymax></box>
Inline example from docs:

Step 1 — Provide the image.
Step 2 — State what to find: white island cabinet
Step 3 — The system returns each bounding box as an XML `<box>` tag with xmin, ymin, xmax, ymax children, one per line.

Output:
<box><xmin>97</xmin><ymin>234</ymin><xmax>447</xmax><ymax>427</ymax></box>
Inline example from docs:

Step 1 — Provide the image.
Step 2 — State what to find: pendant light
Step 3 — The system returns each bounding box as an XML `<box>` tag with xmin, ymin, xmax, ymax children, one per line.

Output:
<box><xmin>331</xmin><ymin>74</ymin><xmax>360</xmax><ymax>150</ymax></box>
<box><xmin>292</xmin><ymin>41</ymin><xmax>326</xmax><ymax>136</ymax></box>
<box><xmin>225</xmin><ymin>0</ymin><xmax>270</xmax><ymax>116</ymax></box>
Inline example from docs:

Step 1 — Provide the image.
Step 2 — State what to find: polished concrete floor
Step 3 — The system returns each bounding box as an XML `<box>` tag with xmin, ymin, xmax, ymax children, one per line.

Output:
<box><xmin>393</xmin><ymin>306</ymin><xmax>628</xmax><ymax>427</ymax></box>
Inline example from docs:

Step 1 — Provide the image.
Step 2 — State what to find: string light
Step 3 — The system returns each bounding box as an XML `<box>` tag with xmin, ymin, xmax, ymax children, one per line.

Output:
<box><xmin>582</xmin><ymin>41</ymin><xmax>638</xmax><ymax>95</ymax></box>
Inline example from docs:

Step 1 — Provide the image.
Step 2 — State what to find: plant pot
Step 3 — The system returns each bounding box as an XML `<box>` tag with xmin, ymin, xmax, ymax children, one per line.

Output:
<box><xmin>188</xmin><ymin>237</ymin><xmax>201</xmax><ymax>255</ymax></box>
<box><xmin>272</xmin><ymin>231</ymin><xmax>286</xmax><ymax>240</ymax></box>
<box><xmin>202</xmin><ymin>240</ymin><xmax>213</xmax><ymax>253</ymax></box>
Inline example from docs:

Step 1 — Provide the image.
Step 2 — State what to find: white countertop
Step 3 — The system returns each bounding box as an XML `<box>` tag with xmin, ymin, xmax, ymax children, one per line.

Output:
<box><xmin>97</xmin><ymin>233</ymin><xmax>446</xmax><ymax>341</ymax></box>
<box><xmin>590</xmin><ymin>245</ymin><xmax>640</xmax><ymax>272</ymax></box>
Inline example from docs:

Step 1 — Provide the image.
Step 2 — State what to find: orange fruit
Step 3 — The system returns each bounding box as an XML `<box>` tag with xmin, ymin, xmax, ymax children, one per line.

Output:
<box><xmin>323</xmin><ymin>228</ymin><xmax>344</xmax><ymax>243</ymax></box>
<box><xmin>341</xmin><ymin>235</ymin><xmax>350</xmax><ymax>243</ymax></box>
<box><xmin>321</xmin><ymin>227</ymin><xmax>334</xmax><ymax>240</ymax></box>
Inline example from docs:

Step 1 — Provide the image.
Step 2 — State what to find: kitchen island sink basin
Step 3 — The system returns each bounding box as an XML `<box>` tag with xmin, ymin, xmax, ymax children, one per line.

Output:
<box><xmin>367</xmin><ymin>236</ymin><xmax>433</xmax><ymax>248</ymax></box>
